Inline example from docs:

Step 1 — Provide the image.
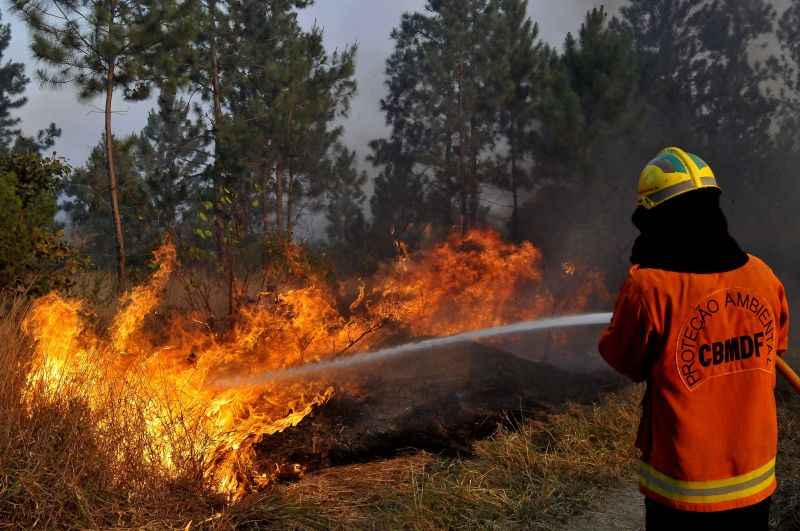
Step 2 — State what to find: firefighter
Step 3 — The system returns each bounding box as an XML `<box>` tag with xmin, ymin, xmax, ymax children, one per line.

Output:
<box><xmin>599</xmin><ymin>147</ymin><xmax>790</xmax><ymax>530</ymax></box>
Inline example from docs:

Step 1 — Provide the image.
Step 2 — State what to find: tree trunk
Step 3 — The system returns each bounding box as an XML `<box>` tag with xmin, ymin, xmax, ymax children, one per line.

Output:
<box><xmin>285</xmin><ymin>108</ymin><xmax>294</xmax><ymax>242</ymax></box>
<box><xmin>286</xmin><ymin>167</ymin><xmax>295</xmax><ymax>242</ymax></box>
<box><xmin>208</xmin><ymin>0</ymin><xmax>234</xmax><ymax>319</ymax></box>
<box><xmin>275</xmin><ymin>159</ymin><xmax>285</xmax><ymax>242</ymax></box>
<box><xmin>458</xmin><ymin>126</ymin><xmax>468</xmax><ymax>235</ymax></box>
<box><xmin>510</xmin><ymin>131</ymin><xmax>520</xmax><ymax>242</ymax></box>
<box><xmin>469</xmin><ymin>138</ymin><xmax>479</xmax><ymax>229</ymax></box>
<box><xmin>457</xmin><ymin>65</ymin><xmax>469</xmax><ymax>235</ymax></box>
<box><xmin>226</xmin><ymin>236</ymin><xmax>235</xmax><ymax>319</ymax></box>
<box><xmin>105</xmin><ymin>60</ymin><xmax>127</xmax><ymax>292</ymax></box>
<box><xmin>209</xmin><ymin>0</ymin><xmax>223</xmax><ymax>128</ymax></box>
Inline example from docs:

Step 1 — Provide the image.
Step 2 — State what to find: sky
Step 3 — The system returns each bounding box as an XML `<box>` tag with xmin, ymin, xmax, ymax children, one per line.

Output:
<box><xmin>3</xmin><ymin>0</ymin><xmax>628</xmax><ymax>169</ymax></box>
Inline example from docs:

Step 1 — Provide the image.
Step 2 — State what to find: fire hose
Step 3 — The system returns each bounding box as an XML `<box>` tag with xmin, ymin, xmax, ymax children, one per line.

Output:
<box><xmin>777</xmin><ymin>356</ymin><xmax>800</xmax><ymax>395</ymax></box>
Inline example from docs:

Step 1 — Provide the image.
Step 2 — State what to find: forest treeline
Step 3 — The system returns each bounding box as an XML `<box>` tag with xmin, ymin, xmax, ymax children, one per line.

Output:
<box><xmin>3</xmin><ymin>0</ymin><xmax>800</xmax><ymax>311</ymax></box>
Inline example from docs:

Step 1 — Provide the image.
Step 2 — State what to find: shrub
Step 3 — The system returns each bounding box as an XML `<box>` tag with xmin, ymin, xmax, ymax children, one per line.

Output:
<box><xmin>0</xmin><ymin>152</ymin><xmax>83</xmax><ymax>296</ymax></box>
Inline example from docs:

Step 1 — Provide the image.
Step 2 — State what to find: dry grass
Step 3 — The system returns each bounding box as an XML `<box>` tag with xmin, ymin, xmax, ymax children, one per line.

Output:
<box><xmin>269</xmin><ymin>387</ymin><xmax>643</xmax><ymax>530</ymax></box>
<box><xmin>0</xmin><ymin>297</ymin><xmax>224</xmax><ymax>529</ymax></box>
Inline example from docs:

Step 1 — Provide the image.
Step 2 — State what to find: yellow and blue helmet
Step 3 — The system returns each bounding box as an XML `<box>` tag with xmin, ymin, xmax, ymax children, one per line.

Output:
<box><xmin>637</xmin><ymin>147</ymin><xmax>720</xmax><ymax>209</ymax></box>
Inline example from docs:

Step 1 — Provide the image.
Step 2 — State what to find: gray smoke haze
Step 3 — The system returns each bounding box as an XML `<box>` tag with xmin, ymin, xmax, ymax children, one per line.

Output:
<box><xmin>5</xmin><ymin>0</ymin><xmax>629</xmax><ymax>168</ymax></box>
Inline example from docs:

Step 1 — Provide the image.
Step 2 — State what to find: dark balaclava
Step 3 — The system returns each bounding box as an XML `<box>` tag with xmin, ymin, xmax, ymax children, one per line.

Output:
<box><xmin>630</xmin><ymin>188</ymin><xmax>748</xmax><ymax>273</ymax></box>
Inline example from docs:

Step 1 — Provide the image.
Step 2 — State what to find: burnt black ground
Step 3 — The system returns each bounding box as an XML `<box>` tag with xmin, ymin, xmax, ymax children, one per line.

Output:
<box><xmin>255</xmin><ymin>336</ymin><xmax>624</xmax><ymax>475</ymax></box>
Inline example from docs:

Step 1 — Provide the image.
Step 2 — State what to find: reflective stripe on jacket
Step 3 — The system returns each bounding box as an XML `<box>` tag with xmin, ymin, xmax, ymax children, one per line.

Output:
<box><xmin>599</xmin><ymin>255</ymin><xmax>789</xmax><ymax>512</ymax></box>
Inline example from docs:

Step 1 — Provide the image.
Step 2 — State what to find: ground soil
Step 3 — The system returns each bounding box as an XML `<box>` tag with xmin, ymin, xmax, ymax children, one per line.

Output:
<box><xmin>558</xmin><ymin>486</ymin><xmax>644</xmax><ymax>531</ymax></box>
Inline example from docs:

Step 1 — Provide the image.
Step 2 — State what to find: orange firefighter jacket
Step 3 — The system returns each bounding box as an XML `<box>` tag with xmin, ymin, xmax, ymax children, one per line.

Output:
<box><xmin>599</xmin><ymin>255</ymin><xmax>789</xmax><ymax>512</ymax></box>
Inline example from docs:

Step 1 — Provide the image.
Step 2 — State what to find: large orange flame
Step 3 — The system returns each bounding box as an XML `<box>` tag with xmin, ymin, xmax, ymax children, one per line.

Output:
<box><xmin>21</xmin><ymin>230</ymin><xmax>607</xmax><ymax>499</ymax></box>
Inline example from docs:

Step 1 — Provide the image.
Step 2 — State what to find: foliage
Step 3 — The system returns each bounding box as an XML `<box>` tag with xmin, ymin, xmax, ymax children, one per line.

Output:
<box><xmin>11</xmin><ymin>0</ymin><xmax>199</xmax><ymax>289</ymax></box>
<box><xmin>368</xmin><ymin>138</ymin><xmax>431</xmax><ymax>261</ymax></box>
<box><xmin>0</xmin><ymin>9</ymin><xmax>59</xmax><ymax>155</ymax></box>
<box><xmin>219</xmin><ymin>0</ymin><xmax>357</xmax><ymax>241</ymax></box>
<box><xmin>136</xmin><ymin>85</ymin><xmax>209</xmax><ymax>239</ymax></box>
<box><xmin>518</xmin><ymin>7</ymin><xmax>640</xmax><ymax>277</ymax></box>
<box><xmin>176</xmin><ymin>0</ymin><xmax>357</xmax><ymax>315</ymax></box>
<box><xmin>377</xmin><ymin>0</ymin><xmax>504</xmax><ymax>233</ymax></box>
<box><xmin>0</xmin><ymin>12</ymin><xmax>29</xmax><ymax>152</ymax></box>
<box><xmin>615</xmin><ymin>0</ymin><xmax>778</xmax><ymax>193</ymax></box>
<box><xmin>64</xmin><ymin>135</ymin><xmax>159</xmax><ymax>269</ymax></box>
<box><xmin>324</xmin><ymin>144</ymin><xmax>368</xmax><ymax>273</ymax></box>
<box><xmin>490</xmin><ymin>0</ymin><xmax>551</xmax><ymax>241</ymax></box>
<box><xmin>0</xmin><ymin>153</ymin><xmax>81</xmax><ymax>295</ymax></box>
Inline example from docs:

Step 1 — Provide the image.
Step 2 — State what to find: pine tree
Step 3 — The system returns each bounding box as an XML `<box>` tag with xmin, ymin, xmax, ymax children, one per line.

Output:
<box><xmin>12</xmin><ymin>123</ymin><xmax>61</xmax><ymax>155</ymax></box>
<box><xmin>0</xmin><ymin>10</ymin><xmax>59</xmax><ymax>155</ymax></box>
<box><xmin>11</xmin><ymin>0</ymin><xmax>196</xmax><ymax>290</ymax></box>
<box><xmin>378</xmin><ymin>0</ymin><xmax>503</xmax><ymax>233</ymax></box>
<box><xmin>324</xmin><ymin>144</ymin><xmax>367</xmax><ymax>273</ymax></box>
<box><xmin>616</xmin><ymin>0</ymin><xmax>777</xmax><ymax>193</ymax></box>
<box><xmin>64</xmin><ymin>135</ymin><xmax>159</xmax><ymax>268</ymax></box>
<box><xmin>181</xmin><ymin>0</ymin><xmax>356</xmax><ymax>316</ymax></box>
<box><xmin>136</xmin><ymin>85</ymin><xmax>208</xmax><ymax>240</ymax></box>
<box><xmin>491</xmin><ymin>0</ymin><xmax>549</xmax><ymax>241</ymax></box>
<box><xmin>0</xmin><ymin>14</ymin><xmax>29</xmax><ymax>153</ymax></box>
<box><xmin>368</xmin><ymin>137</ymin><xmax>430</xmax><ymax>259</ymax></box>
<box><xmin>519</xmin><ymin>7</ymin><xmax>640</xmax><ymax>275</ymax></box>
<box><xmin>560</xmin><ymin>7</ymin><xmax>638</xmax><ymax>169</ymax></box>
<box><xmin>222</xmin><ymin>0</ymin><xmax>355</xmax><ymax>244</ymax></box>
<box><xmin>778</xmin><ymin>0</ymin><xmax>800</xmax><ymax>149</ymax></box>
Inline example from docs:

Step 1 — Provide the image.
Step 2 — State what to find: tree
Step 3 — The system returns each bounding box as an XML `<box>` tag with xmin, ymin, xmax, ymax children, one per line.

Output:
<box><xmin>12</xmin><ymin>0</ymin><xmax>197</xmax><ymax>290</ymax></box>
<box><xmin>0</xmin><ymin>9</ymin><xmax>59</xmax><ymax>155</ymax></box>
<box><xmin>612</xmin><ymin>0</ymin><xmax>782</xmax><ymax>279</ymax></box>
<box><xmin>183</xmin><ymin>0</ymin><xmax>356</xmax><ymax>316</ymax></box>
<box><xmin>616</xmin><ymin>0</ymin><xmax>777</xmax><ymax>195</ymax></box>
<box><xmin>560</xmin><ymin>7</ymin><xmax>639</xmax><ymax>171</ymax></box>
<box><xmin>378</xmin><ymin>0</ymin><xmax>504</xmax><ymax>233</ymax></box>
<box><xmin>778</xmin><ymin>0</ymin><xmax>800</xmax><ymax>150</ymax></box>
<box><xmin>325</xmin><ymin>145</ymin><xmax>366</xmax><ymax>253</ymax></box>
<box><xmin>64</xmin><ymin>135</ymin><xmax>160</xmax><ymax>268</ymax></box>
<box><xmin>222</xmin><ymin>1</ymin><xmax>355</xmax><ymax>243</ymax></box>
<box><xmin>0</xmin><ymin>12</ymin><xmax>30</xmax><ymax>153</ymax></box>
<box><xmin>136</xmin><ymin>85</ymin><xmax>208</xmax><ymax>240</ymax></box>
<box><xmin>12</xmin><ymin>123</ymin><xmax>61</xmax><ymax>155</ymax></box>
<box><xmin>0</xmin><ymin>152</ymin><xmax>80</xmax><ymax>295</ymax></box>
<box><xmin>368</xmin><ymin>138</ymin><xmax>431</xmax><ymax>260</ymax></box>
<box><xmin>490</xmin><ymin>0</ymin><xmax>549</xmax><ymax>241</ymax></box>
<box><xmin>519</xmin><ymin>7</ymin><xmax>640</xmax><ymax>277</ymax></box>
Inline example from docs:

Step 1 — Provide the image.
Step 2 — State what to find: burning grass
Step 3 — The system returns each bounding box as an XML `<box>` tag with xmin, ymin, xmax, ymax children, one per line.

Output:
<box><xmin>16</xmin><ymin>229</ymin><xmax>610</xmax><ymax>503</ymax></box>
<box><xmin>0</xmin><ymin>298</ymin><xmax>220</xmax><ymax>528</ymax></box>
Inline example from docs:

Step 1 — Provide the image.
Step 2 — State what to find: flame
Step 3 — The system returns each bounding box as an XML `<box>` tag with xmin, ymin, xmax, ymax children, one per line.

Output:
<box><xmin>369</xmin><ymin>230</ymin><xmax>552</xmax><ymax>336</ymax></box>
<box><xmin>20</xmin><ymin>230</ymin><xmax>607</xmax><ymax>499</ymax></box>
<box><xmin>111</xmin><ymin>240</ymin><xmax>177</xmax><ymax>353</ymax></box>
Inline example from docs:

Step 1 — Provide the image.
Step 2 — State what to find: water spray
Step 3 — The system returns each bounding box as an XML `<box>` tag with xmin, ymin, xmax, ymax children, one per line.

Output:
<box><xmin>216</xmin><ymin>311</ymin><xmax>800</xmax><ymax>396</ymax></box>
<box><xmin>218</xmin><ymin>312</ymin><xmax>614</xmax><ymax>388</ymax></box>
